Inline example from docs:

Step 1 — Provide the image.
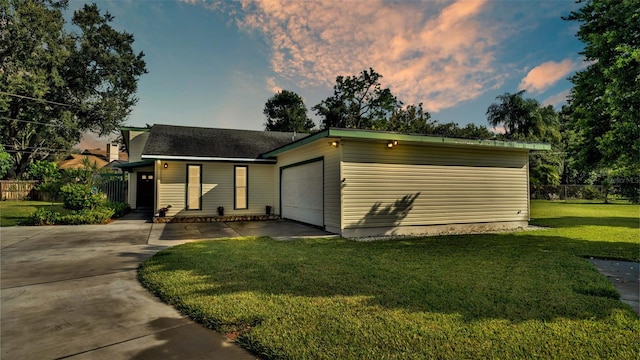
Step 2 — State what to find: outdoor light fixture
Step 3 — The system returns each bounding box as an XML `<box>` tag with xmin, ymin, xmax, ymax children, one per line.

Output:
<box><xmin>164</xmin><ymin>162</ymin><xmax>168</xmax><ymax>169</ymax></box>
<box><xmin>329</xmin><ymin>140</ymin><xmax>339</xmax><ymax>147</ymax></box>
<box><xmin>387</xmin><ymin>140</ymin><xmax>398</xmax><ymax>148</ymax></box>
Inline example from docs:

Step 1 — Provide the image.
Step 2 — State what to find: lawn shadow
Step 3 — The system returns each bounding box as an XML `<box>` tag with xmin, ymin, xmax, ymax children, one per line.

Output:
<box><xmin>141</xmin><ymin>234</ymin><xmax>639</xmax><ymax>324</ymax></box>
<box><xmin>532</xmin><ymin>216</ymin><xmax>640</xmax><ymax>229</ymax></box>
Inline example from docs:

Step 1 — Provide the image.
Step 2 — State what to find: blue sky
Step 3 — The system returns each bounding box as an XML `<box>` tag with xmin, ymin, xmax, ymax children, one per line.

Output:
<box><xmin>73</xmin><ymin>0</ymin><xmax>586</xmax><ymax>146</ymax></box>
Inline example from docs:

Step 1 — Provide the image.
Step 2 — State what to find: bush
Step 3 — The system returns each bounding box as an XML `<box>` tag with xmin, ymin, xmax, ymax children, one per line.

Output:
<box><xmin>105</xmin><ymin>201</ymin><xmax>131</xmax><ymax>218</ymax></box>
<box><xmin>58</xmin><ymin>207</ymin><xmax>115</xmax><ymax>225</ymax></box>
<box><xmin>582</xmin><ymin>186</ymin><xmax>602</xmax><ymax>200</ymax></box>
<box><xmin>615</xmin><ymin>183</ymin><xmax>640</xmax><ymax>204</ymax></box>
<box><xmin>30</xmin><ymin>208</ymin><xmax>61</xmax><ymax>225</ymax></box>
<box><xmin>59</xmin><ymin>183</ymin><xmax>104</xmax><ymax>210</ymax></box>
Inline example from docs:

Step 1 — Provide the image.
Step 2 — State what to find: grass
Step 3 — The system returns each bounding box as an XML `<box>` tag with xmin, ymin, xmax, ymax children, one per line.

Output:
<box><xmin>139</xmin><ymin>201</ymin><xmax>640</xmax><ymax>359</ymax></box>
<box><xmin>0</xmin><ymin>200</ymin><xmax>66</xmax><ymax>226</ymax></box>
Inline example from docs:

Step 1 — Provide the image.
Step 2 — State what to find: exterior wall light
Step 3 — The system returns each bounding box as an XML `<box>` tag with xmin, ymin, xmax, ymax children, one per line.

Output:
<box><xmin>164</xmin><ymin>162</ymin><xmax>168</xmax><ymax>169</ymax></box>
<box><xmin>329</xmin><ymin>140</ymin><xmax>339</xmax><ymax>147</ymax></box>
<box><xmin>387</xmin><ymin>140</ymin><xmax>398</xmax><ymax>148</ymax></box>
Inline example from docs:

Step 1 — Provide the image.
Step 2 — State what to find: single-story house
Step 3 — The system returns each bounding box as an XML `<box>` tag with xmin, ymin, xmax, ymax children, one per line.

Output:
<box><xmin>59</xmin><ymin>145</ymin><xmax>128</xmax><ymax>171</ymax></box>
<box><xmin>119</xmin><ymin>124</ymin><xmax>549</xmax><ymax>237</ymax></box>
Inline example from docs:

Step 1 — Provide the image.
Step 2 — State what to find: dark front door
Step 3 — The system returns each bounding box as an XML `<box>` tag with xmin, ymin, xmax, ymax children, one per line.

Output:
<box><xmin>136</xmin><ymin>172</ymin><xmax>154</xmax><ymax>209</ymax></box>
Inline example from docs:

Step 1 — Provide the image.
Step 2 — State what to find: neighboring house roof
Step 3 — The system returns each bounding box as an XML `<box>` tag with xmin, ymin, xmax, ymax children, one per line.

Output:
<box><xmin>261</xmin><ymin>128</ymin><xmax>551</xmax><ymax>158</ymax></box>
<box><xmin>57</xmin><ymin>154</ymin><xmax>109</xmax><ymax>170</ymax></box>
<box><xmin>141</xmin><ymin>124</ymin><xmax>308</xmax><ymax>161</ymax></box>
<box><xmin>82</xmin><ymin>148</ymin><xmax>129</xmax><ymax>161</ymax></box>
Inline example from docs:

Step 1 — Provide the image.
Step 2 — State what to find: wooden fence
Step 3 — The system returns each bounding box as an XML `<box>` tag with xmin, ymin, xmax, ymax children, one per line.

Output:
<box><xmin>0</xmin><ymin>180</ymin><xmax>40</xmax><ymax>201</ymax></box>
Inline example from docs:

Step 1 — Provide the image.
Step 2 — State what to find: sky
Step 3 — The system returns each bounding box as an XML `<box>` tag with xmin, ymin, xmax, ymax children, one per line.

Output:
<box><xmin>74</xmin><ymin>0</ymin><xmax>586</xmax><ymax>148</ymax></box>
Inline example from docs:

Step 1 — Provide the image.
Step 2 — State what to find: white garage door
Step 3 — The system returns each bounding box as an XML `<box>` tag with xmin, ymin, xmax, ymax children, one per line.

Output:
<box><xmin>281</xmin><ymin>160</ymin><xmax>324</xmax><ymax>227</ymax></box>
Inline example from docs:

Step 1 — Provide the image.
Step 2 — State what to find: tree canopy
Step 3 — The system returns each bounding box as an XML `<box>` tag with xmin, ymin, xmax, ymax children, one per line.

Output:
<box><xmin>0</xmin><ymin>0</ymin><xmax>147</xmax><ymax>178</ymax></box>
<box><xmin>486</xmin><ymin>90</ymin><xmax>562</xmax><ymax>186</ymax></box>
<box><xmin>486</xmin><ymin>90</ymin><xmax>559</xmax><ymax>142</ymax></box>
<box><xmin>313</xmin><ymin>68</ymin><xmax>402</xmax><ymax>129</ymax></box>
<box><xmin>263</xmin><ymin>90</ymin><xmax>315</xmax><ymax>133</ymax></box>
<box><xmin>564</xmin><ymin>0</ymin><xmax>639</xmax><ymax>176</ymax></box>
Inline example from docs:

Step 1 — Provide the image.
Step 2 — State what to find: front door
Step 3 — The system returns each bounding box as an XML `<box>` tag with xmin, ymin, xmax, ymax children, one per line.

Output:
<box><xmin>136</xmin><ymin>172</ymin><xmax>154</xmax><ymax>209</ymax></box>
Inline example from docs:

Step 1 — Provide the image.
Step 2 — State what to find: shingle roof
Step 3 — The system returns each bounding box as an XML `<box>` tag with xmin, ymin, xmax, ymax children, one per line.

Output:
<box><xmin>142</xmin><ymin>124</ymin><xmax>308</xmax><ymax>159</ymax></box>
<box><xmin>57</xmin><ymin>154</ymin><xmax>109</xmax><ymax>170</ymax></box>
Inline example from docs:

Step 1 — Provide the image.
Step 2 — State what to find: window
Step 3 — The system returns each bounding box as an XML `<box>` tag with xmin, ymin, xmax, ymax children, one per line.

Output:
<box><xmin>235</xmin><ymin>166</ymin><xmax>248</xmax><ymax>209</ymax></box>
<box><xmin>186</xmin><ymin>165</ymin><xmax>201</xmax><ymax>210</ymax></box>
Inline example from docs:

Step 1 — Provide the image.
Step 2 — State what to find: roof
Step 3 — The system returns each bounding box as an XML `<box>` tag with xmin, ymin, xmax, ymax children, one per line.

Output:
<box><xmin>141</xmin><ymin>124</ymin><xmax>308</xmax><ymax>161</ymax></box>
<box><xmin>261</xmin><ymin>128</ymin><xmax>551</xmax><ymax>158</ymax></box>
<box><xmin>115</xmin><ymin>159</ymin><xmax>155</xmax><ymax>169</ymax></box>
<box><xmin>81</xmin><ymin>148</ymin><xmax>128</xmax><ymax>161</ymax></box>
<box><xmin>57</xmin><ymin>154</ymin><xmax>109</xmax><ymax>170</ymax></box>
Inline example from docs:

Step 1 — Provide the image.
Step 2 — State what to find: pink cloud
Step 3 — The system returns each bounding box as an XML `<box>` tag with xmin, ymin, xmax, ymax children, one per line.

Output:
<box><xmin>519</xmin><ymin>59</ymin><xmax>577</xmax><ymax>93</ymax></box>
<box><xmin>184</xmin><ymin>0</ymin><xmax>507</xmax><ymax>112</ymax></box>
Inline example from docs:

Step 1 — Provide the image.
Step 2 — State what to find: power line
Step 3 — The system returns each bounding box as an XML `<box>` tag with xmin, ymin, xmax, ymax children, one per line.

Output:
<box><xmin>0</xmin><ymin>116</ymin><xmax>63</xmax><ymax>127</ymax></box>
<box><xmin>1</xmin><ymin>144</ymin><xmax>71</xmax><ymax>153</ymax></box>
<box><xmin>0</xmin><ymin>91</ymin><xmax>72</xmax><ymax>108</ymax></box>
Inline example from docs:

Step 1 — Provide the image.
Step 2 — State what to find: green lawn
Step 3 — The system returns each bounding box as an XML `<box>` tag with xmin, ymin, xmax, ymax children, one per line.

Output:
<box><xmin>139</xmin><ymin>201</ymin><xmax>640</xmax><ymax>359</ymax></box>
<box><xmin>0</xmin><ymin>201</ymin><xmax>66</xmax><ymax>227</ymax></box>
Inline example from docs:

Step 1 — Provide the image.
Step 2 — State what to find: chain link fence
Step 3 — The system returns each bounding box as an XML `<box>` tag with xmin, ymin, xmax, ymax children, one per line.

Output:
<box><xmin>531</xmin><ymin>184</ymin><xmax>639</xmax><ymax>202</ymax></box>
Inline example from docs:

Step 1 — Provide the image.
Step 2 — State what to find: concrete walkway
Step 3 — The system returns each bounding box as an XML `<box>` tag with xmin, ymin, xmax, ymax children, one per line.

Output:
<box><xmin>0</xmin><ymin>213</ymin><xmax>333</xmax><ymax>360</ymax></box>
<box><xmin>589</xmin><ymin>258</ymin><xmax>640</xmax><ymax>316</ymax></box>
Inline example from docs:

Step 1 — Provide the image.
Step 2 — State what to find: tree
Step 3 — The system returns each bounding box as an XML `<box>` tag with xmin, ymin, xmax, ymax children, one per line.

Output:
<box><xmin>564</xmin><ymin>0</ymin><xmax>639</xmax><ymax>178</ymax></box>
<box><xmin>313</xmin><ymin>68</ymin><xmax>402</xmax><ymax>129</ymax></box>
<box><xmin>263</xmin><ymin>90</ymin><xmax>315</xmax><ymax>132</ymax></box>
<box><xmin>0</xmin><ymin>145</ymin><xmax>13</xmax><ymax>179</ymax></box>
<box><xmin>380</xmin><ymin>103</ymin><xmax>434</xmax><ymax>134</ymax></box>
<box><xmin>0</xmin><ymin>0</ymin><xmax>147</xmax><ymax>178</ymax></box>
<box><xmin>486</xmin><ymin>90</ymin><xmax>563</xmax><ymax>186</ymax></box>
<box><xmin>486</xmin><ymin>90</ymin><xmax>559</xmax><ymax>141</ymax></box>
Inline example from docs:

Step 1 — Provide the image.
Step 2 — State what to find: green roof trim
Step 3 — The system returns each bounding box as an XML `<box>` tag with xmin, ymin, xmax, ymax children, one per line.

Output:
<box><xmin>115</xmin><ymin>159</ymin><xmax>155</xmax><ymax>169</ymax></box>
<box><xmin>261</xmin><ymin>128</ymin><xmax>550</xmax><ymax>158</ymax></box>
<box><xmin>120</xmin><ymin>126</ymin><xmax>151</xmax><ymax>132</ymax></box>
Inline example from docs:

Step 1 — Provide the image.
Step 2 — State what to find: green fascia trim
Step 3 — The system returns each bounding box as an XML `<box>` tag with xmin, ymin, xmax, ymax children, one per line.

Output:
<box><xmin>261</xmin><ymin>129</ymin><xmax>331</xmax><ymax>158</ymax></box>
<box><xmin>261</xmin><ymin>128</ymin><xmax>550</xmax><ymax>157</ymax></box>
<box><xmin>120</xmin><ymin>126</ymin><xmax>151</xmax><ymax>132</ymax></box>
<box><xmin>115</xmin><ymin>159</ymin><xmax>155</xmax><ymax>169</ymax></box>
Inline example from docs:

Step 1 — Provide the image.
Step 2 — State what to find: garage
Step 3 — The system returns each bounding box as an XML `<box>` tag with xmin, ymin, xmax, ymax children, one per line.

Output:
<box><xmin>280</xmin><ymin>159</ymin><xmax>324</xmax><ymax>227</ymax></box>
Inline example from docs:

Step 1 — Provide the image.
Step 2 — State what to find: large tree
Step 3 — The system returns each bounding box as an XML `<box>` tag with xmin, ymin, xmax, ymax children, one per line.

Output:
<box><xmin>0</xmin><ymin>0</ymin><xmax>147</xmax><ymax>178</ymax></box>
<box><xmin>263</xmin><ymin>90</ymin><xmax>315</xmax><ymax>132</ymax></box>
<box><xmin>486</xmin><ymin>90</ymin><xmax>563</xmax><ymax>186</ymax></box>
<box><xmin>564</xmin><ymin>0</ymin><xmax>639</xmax><ymax>176</ymax></box>
<box><xmin>486</xmin><ymin>90</ymin><xmax>559</xmax><ymax>141</ymax></box>
<box><xmin>313</xmin><ymin>68</ymin><xmax>402</xmax><ymax>130</ymax></box>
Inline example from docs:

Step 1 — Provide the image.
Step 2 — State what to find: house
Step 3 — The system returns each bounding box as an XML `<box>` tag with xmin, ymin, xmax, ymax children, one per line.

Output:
<box><xmin>58</xmin><ymin>144</ymin><xmax>129</xmax><ymax>171</ymax></box>
<box><xmin>120</xmin><ymin>124</ymin><xmax>550</xmax><ymax>237</ymax></box>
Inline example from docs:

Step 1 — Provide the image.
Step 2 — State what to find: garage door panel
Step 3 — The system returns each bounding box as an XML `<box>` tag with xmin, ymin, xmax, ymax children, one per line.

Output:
<box><xmin>281</xmin><ymin>160</ymin><xmax>323</xmax><ymax>226</ymax></box>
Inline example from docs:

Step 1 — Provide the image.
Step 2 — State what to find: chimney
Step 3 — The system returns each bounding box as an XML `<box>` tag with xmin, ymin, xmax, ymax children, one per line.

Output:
<box><xmin>106</xmin><ymin>143</ymin><xmax>118</xmax><ymax>162</ymax></box>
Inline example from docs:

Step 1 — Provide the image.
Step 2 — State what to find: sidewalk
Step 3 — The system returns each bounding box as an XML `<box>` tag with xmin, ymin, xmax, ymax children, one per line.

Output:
<box><xmin>589</xmin><ymin>258</ymin><xmax>640</xmax><ymax>316</ymax></box>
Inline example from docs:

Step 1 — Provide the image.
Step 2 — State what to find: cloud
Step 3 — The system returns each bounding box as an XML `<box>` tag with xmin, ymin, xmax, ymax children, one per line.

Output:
<box><xmin>519</xmin><ymin>59</ymin><xmax>577</xmax><ymax>93</ymax></box>
<box><xmin>266</xmin><ymin>77</ymin><xmax>282</xmax><ymax>93</ymax></box>
<box><xmin>186</xmin><ymin>0</ymin><xmax>515</xmax><ymax>112</ymax></box>
<box><xmin>543</xmin><ymin>89</ymin><xmax>571</xmax><ymax>108</ymax></box>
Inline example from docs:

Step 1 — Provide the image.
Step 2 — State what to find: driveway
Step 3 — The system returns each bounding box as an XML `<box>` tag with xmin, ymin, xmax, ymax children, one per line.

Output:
<box><xmin>0</xmin><ymin>217</ymin><xmax>331</xmax><ymax>359</ymax></box>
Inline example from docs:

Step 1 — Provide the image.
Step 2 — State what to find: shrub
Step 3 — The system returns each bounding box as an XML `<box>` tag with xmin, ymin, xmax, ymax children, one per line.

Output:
<box><xmin>105</xmin><ymin>201</ymin><xmax>131</xmax><ymax>218</ymax></box>
<box><xmin>30</xmin><ymin>208</ymin><xmax>61</xmax><ymax>225</ymax></box>
<box><xmin>59</xmin><ymin>183</ymin><xmax>104</xmax><ymax>210</ymax></box>
<box><xmin>582</xmin><ymin>186</ymin><xmax>602</xmax><ymax>200</ymax></box>
<box><xmin>58</xmin><ymin>207</ymin><xmax>115</xmax><ymax>225</ymax></box>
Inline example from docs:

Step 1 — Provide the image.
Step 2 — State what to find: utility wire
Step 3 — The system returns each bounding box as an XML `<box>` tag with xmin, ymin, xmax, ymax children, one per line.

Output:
<box><xmin>0</xmin><ymin>91</ymin><xmax>72</xmax><ymax>108</ymax></box>
<box><xmin>0</xmin><ymin>116</ymin><xmax>63</xmax><ymax>127</ymax></box>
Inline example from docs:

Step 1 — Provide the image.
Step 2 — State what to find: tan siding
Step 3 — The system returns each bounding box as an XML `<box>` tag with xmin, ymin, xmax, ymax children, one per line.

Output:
<box><xmin>158</xmin><ymin>161</ymin><xmax>274</xmax><ymax>217</ymax></box>
<box><xmin>128</xmin><ymin>131</ymin><xmax>149</xmax><ymax>162</ymax></box>
<box><xmin>342</xmin><ymin>141</ymin><xmax>529</xmax><ymax>230</ymax></box>
<box><xmin>274</xmin><ymin>139</ymin><xmax>341</xmax><ymax>232</ymax></box>
<box><xmin>342</xmin><ymin>139</ymin><xmax>526</xmax><ymax>168</ymax></box>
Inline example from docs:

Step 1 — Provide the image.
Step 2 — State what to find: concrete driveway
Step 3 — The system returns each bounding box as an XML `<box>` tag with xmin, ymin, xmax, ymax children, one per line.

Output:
<box><xmin>1</xmin><ymin>216</ymin><xmax>331</xmax><ymax>359</ymax></box>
